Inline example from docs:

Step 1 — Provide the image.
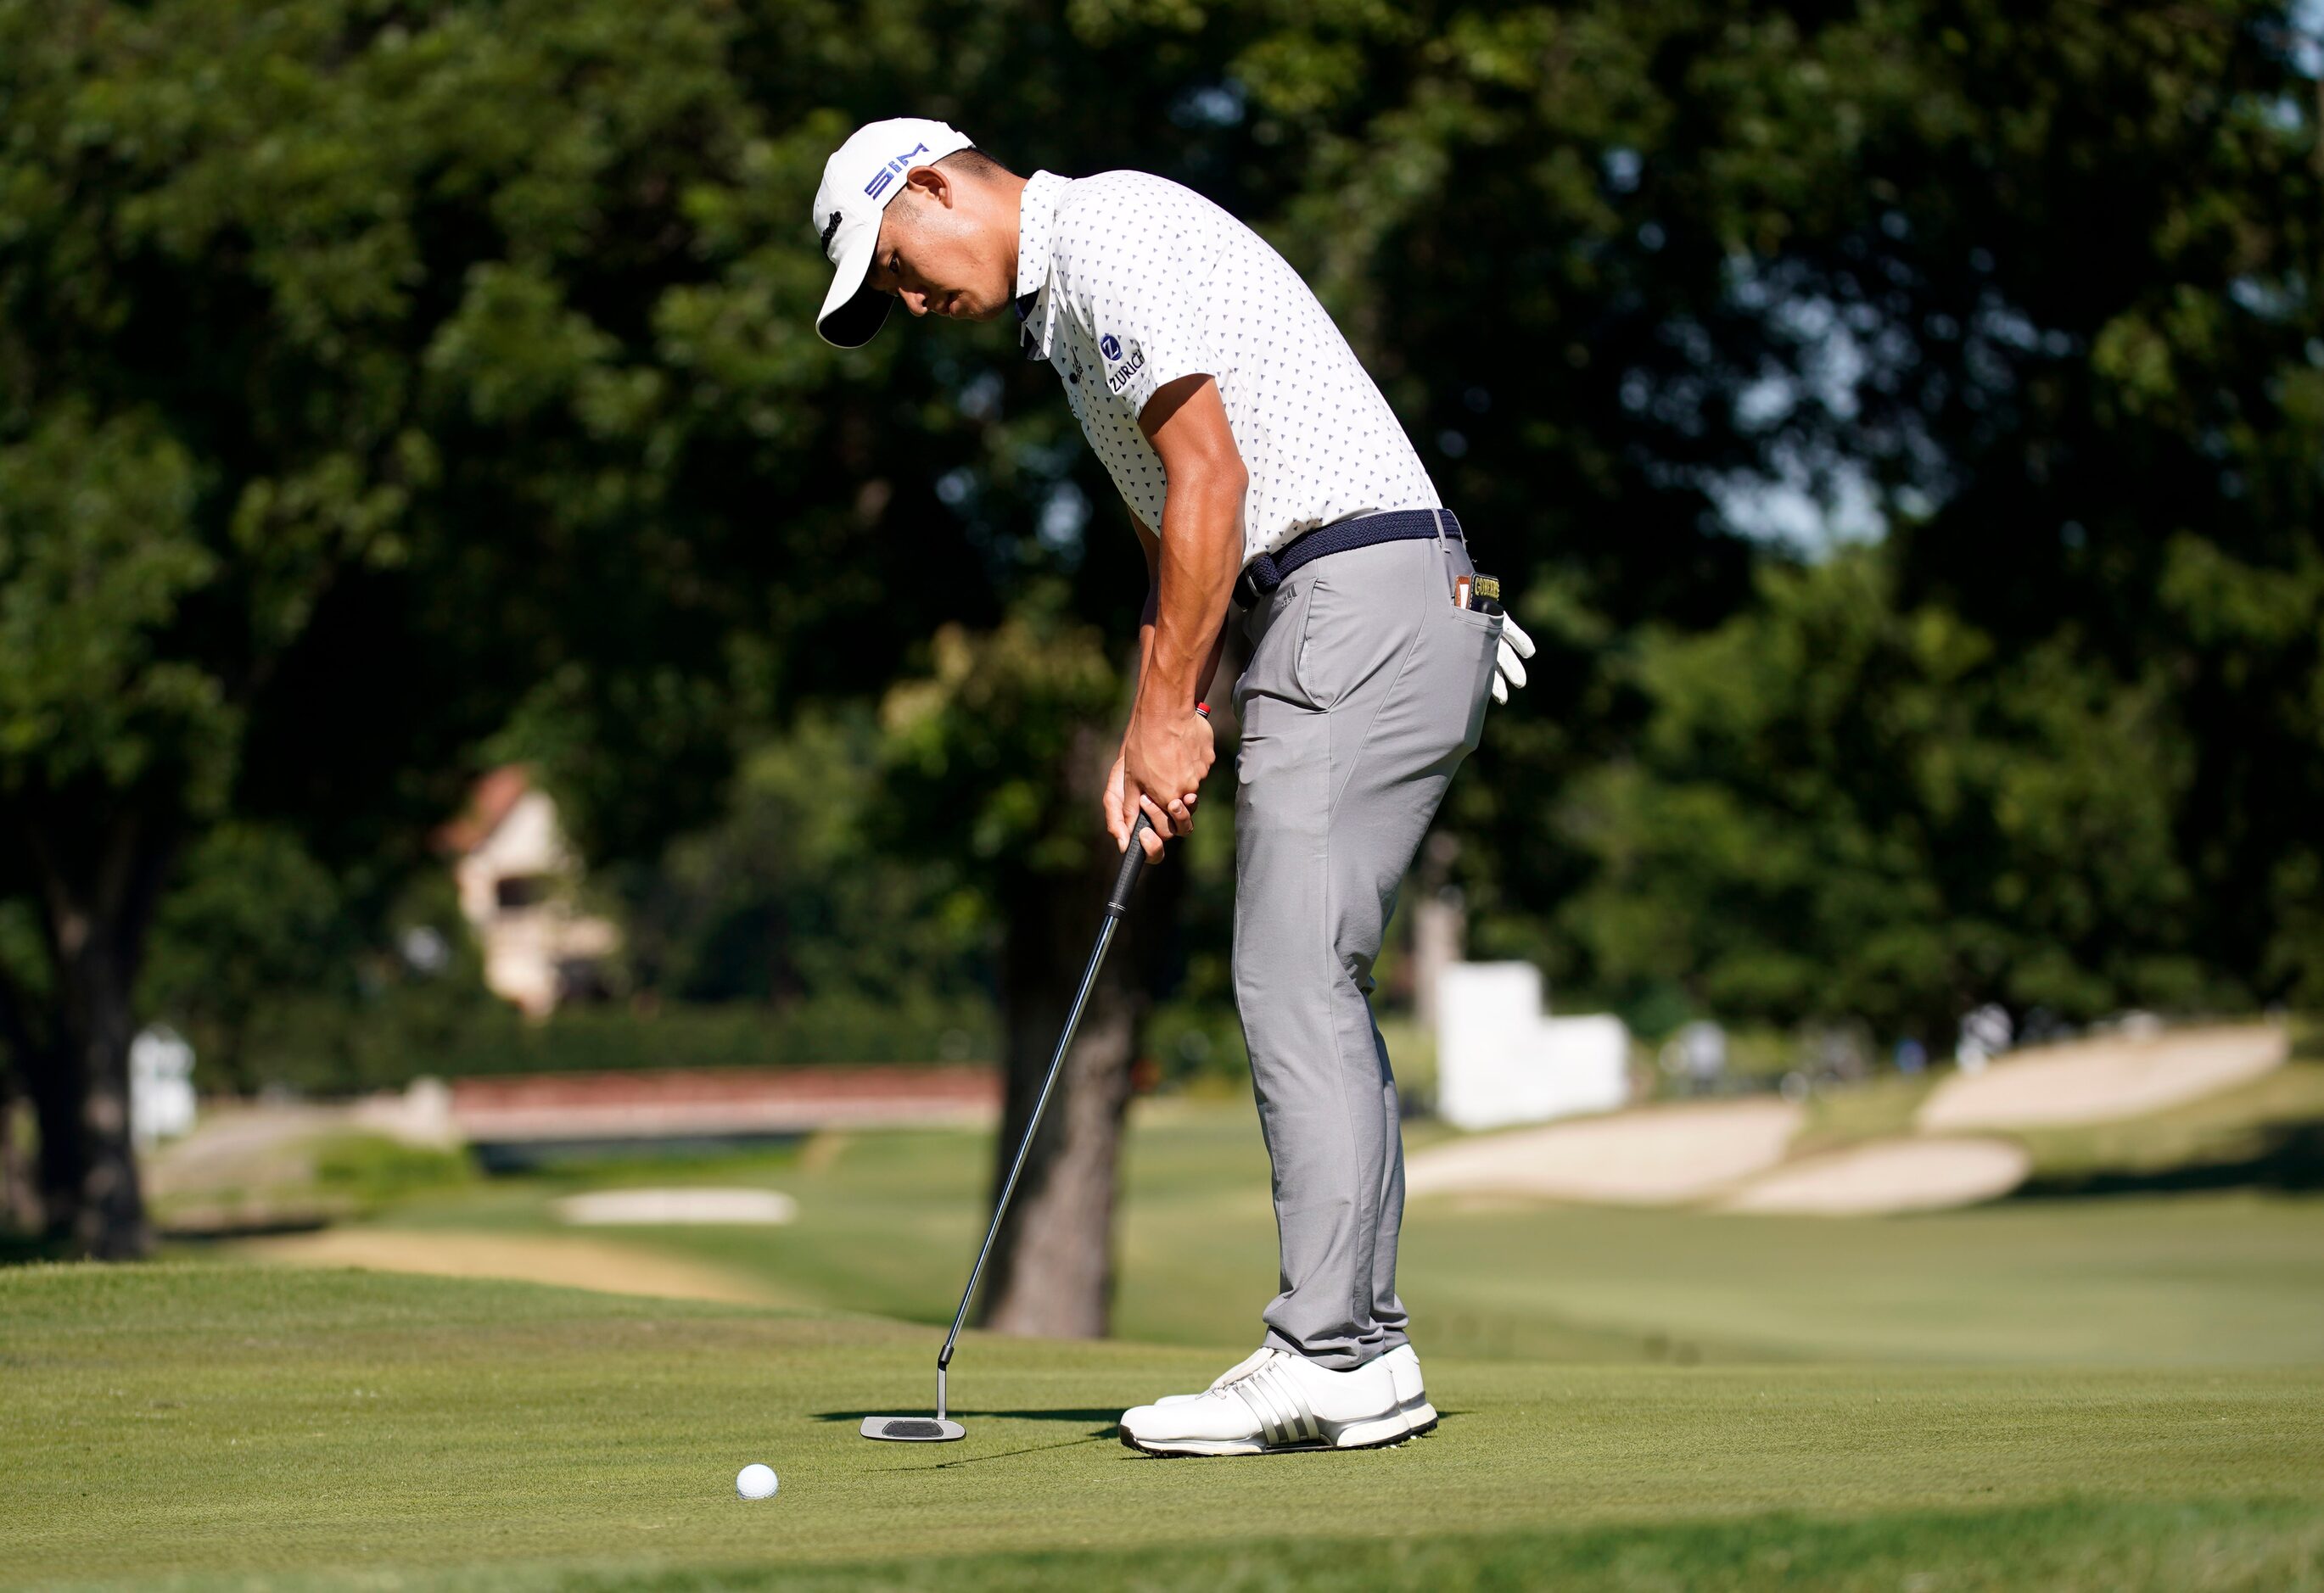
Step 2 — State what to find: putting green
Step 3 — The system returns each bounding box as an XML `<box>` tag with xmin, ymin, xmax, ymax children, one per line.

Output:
<box><xmin>4</xmin><ymin>1265</ymin><xmax>2321</xmax><ymax>1590</ymax></box>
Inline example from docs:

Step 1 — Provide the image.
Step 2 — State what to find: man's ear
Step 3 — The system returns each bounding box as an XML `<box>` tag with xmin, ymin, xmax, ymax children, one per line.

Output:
<box><xmin>902</xmin><ymin>164</ymin><xmax>953</xmax><ymax>210</ymax></box>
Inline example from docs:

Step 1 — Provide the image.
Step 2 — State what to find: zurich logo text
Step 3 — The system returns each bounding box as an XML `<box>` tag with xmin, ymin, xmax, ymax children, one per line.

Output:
<box><xmin>1099</xmin><ymin>333</ymin><xmax>1122</xmax><ymax>361</ymax></box>
<box><xmin>862</xmin><ymin>142</ymin><xmax>932</xmax><ymax>201</ymax></box>
<box><xmin>1106</xmin><ymin>347</ymin><xmax>1145</xmax><ymax>394</ymax></box>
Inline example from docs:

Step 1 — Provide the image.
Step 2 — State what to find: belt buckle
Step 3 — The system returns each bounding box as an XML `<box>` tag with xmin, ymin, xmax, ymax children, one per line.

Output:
<box><xmin>1236</xmin><ymin>559</ymin><xmax>1277</xmax><ymax>609</ymax></box>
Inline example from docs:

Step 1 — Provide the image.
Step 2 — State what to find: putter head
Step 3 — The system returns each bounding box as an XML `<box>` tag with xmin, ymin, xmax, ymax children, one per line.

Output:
<box><xmin>860</xmin><ymin>1415</ymin><xmax>966</xmax><ymax>1442</ymax></box>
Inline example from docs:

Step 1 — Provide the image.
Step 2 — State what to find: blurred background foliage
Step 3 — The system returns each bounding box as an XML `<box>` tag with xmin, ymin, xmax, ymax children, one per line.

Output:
<box><xmin>2</xmin><ymin>0</ymin><xmax>2320</xmax><ymax>1210</ymax></box>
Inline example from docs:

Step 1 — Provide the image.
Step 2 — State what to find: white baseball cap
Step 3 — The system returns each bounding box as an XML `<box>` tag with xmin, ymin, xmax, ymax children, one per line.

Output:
<box><xmin>812</xmin><ymin>117</ymin><xmax>977</xmax><ymax>348</ymax></box>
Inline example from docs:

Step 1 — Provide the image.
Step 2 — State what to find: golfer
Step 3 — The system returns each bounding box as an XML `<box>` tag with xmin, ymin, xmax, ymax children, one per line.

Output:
<box><xmin>814</xmin><ymin>119</ymin><xmax>1532</xmax><ymax>1456</ymax></box>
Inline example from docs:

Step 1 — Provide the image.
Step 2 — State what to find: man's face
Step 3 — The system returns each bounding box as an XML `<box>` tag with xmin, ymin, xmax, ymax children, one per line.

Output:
<box><xmin>865</xmin><ymin>169</ymin><xmax>1013</xmax><ymax>323</ymax></box>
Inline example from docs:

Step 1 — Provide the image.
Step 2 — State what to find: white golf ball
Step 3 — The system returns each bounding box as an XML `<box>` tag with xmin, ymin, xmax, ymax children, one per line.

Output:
<box><xmin>736</xmin><ymin>1462</ymin><xmax>778</xmax><ymax>1501</ymax></box>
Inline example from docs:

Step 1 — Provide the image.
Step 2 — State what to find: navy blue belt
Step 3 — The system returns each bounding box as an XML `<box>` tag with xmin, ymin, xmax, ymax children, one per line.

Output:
<box><xmin>1236</xmin><ymin>509</ymin><xmax>1463</xmax><ymax>608</ymax></box>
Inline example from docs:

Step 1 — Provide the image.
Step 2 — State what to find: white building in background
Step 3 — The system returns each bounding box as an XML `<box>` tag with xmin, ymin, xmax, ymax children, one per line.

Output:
<box><xmin>438</xmin><ymin>767</ymin><xmax>618</xmax><ymax>1017</ymax></box>
<box><xmin>1435</xmin><ymin>962</ymin><xmax>1632</xmax><ymax>1131</ymax></box>
<box><xmin>129</xmin><ymin>1025</ymin><xmax>197</xmax><ymax>1147</ymax></box>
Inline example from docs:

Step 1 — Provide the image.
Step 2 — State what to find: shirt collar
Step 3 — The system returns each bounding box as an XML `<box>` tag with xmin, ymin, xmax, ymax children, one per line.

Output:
<box><xmin>1014</xmin><ymin>170</ymin><xmax>1069</xmax><ymax>360</ymax></box>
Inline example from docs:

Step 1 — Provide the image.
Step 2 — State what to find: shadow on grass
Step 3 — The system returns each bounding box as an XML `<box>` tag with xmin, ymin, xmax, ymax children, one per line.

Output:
<box><xmin>878</xmin><ymin>1423</ymin><xmax>1463</xmax><ymax>1469</ymax></box>
<box><xmin>825</xmin><ymin>1405</ymin><xmax>1464</xmax><ymax>1467</ymax></box>
<box><xmin>158</xmin><ymin>1215</ymin><xmax>333</xmax><ymax>1242</ymax></box>
<box><xmin>0</xmin><ymin>1232</ymin><xmax>71</xmax><ymax>1266</ymax></box>
<box><xmin>827</xmin><ymin>1421</ymin><xmax>1459</xmax><ymax>1430</ymax></box>
<box><xmin>2013</xmin><ymin>1121</ymin><xmax>2324</xmax><ymax>1199</ymax></box>
<box><xmin>820</xmin><ymin>1407</ymin><xmax>1121</xmax><ymax>1463</ymax></box>
<box><xmin>893</xmin><ymin>1434</ymin><xmax>1120</xmax><ymax>1468</ymax></box>
<box><xmin>816</xmin><ymin>1407</ymin><xmax>1125</xmax><ymax>1426</ymax></box>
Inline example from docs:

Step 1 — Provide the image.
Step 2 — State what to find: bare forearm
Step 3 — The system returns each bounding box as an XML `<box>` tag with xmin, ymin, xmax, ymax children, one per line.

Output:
<box><xmin>1137</xmin><ymin>474</ymin><xmax>1240</xmax><ymax>714</ymax></box>
<box><xmin>1194</xmin><ymin>623</ymin><xmax>1228</xmax><ymax>705</ymax></box>
<box><xmin>1133</xmin><ymin>608</ymin><xmax>1225</xmax><ymax>722</ymax></box>
<box><xmin>1108</xmin><ymin>373</ymin><xmax>1239</xmax><ymax>858</ymax></box>
<box><xmin>1134</xmin><ymin>584</ymin><xmax>1159</xmax><ymax>701</ymax></box>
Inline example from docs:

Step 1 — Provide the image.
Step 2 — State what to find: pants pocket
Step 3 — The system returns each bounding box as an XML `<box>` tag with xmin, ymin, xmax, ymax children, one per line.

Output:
<box><xmin>1292</xmin><ymin>567</ymin><xmax>1396</xmax><ymax>712</ymax></box>
<box><xmin>1238</xmin><ymin>579</ymin><xmax>1323</xmax><ymax>717</ymax></box>
<box><xmin>1448</xmin><ymin>607</ymin><xmax>1500</xmax><ymax>752</ymax></box>
<box><xmin>1291</xmin><ymin>569</ymin><xmax>1346</xmax><ymax>710</ymax></box>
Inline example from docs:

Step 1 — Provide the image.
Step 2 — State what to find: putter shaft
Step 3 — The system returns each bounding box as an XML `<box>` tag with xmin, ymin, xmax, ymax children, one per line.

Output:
<box><xmin>933</xmin><ymin>816</ymin><xmax>1153</xmax><ymax>1415</ymax></box>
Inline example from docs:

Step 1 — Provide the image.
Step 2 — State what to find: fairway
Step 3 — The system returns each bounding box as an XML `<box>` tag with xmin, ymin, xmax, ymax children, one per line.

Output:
<box><xmin>5</xmin><ymin>1264</ymin><xmax>2322</xmax><ymax>1591</ymax></box>
<box><xmin>248</xmin><ymin>1093</ymin><xmax>2324</xmax><ymax>1367</ymax></box>
<box><xmin>76</xmin><ymin>1087</ymin><xmax>2324</xmax><ymax>1586</ymax></box>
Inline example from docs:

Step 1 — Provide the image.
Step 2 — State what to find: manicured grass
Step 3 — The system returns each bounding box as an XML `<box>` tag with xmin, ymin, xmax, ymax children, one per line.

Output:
<box><xmin>80</xmin><ymin>1059</ymin><xmax>2323</xmax><ymax>1585</ymax></box>
<box><xmin>1791</xmin><ymin>1071</ymin><xmax>1938</xmax><ymax>1157</ymax></box>
<box><xmin>2008</xmin><ymin>1060</ymin><xmax>2324</xmax><ymax>1189</ymax></box>
<box><xmin>329</xmin><ymin>1096</ymin><xmax>2324</xmax><ymax>1367</ymax></box>
<box><xmin>4</xmin><ymin>1265</ymin><xmax>2321</xmax><ymax>1591</ymax></box>
<box><xmin>1758</xmin><ymin>1054</ymin><xmax>2324</xmax><ymax>1188</ymax></box>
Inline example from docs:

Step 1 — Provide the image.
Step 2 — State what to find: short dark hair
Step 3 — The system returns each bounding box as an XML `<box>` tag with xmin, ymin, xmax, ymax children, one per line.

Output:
<box><xmin>888</xmin><ymin>148</ymin><xmax>1011</xmax><ymax>236</ymax></box>
<box><xmin>936</xmin><ymin>147</ymin><xmax>1011</xmax><ymax>182</ymax></box>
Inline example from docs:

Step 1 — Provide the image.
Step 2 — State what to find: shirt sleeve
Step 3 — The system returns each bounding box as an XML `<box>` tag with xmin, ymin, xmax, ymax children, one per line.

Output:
<box><xmin>1050</xmin><ymin>179</ymin><xmax>1218</xmax><ymax>418</ymax></box>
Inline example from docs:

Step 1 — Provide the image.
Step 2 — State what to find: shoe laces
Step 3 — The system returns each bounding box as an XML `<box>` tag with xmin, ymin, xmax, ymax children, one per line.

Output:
<box><xmin>1206</xmin><ymin>1347</ymin><xmax>1281</xmax><ymax>1393</ymax></box>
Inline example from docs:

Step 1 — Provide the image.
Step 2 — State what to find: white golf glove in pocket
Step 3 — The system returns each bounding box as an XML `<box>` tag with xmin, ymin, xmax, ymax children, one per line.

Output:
<box><xmin>1492</xmin><ymin>613</ymin><xmax>1535</xmax><ymax>704</ymax></box>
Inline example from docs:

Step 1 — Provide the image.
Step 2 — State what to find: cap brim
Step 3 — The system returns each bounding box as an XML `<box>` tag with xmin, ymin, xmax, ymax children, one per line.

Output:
<box><xmin>816</xmin><ymin>222</ymin><xmax>892</xmax><ymax>349</ymax></box>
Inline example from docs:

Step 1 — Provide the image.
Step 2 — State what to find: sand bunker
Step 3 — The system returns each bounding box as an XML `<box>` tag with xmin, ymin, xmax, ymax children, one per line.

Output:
<box><xmin>1405</xmin><ymin>1098</ymin><xmax>1803</xmax><ymax>1205</ymax></box>
<box><xmin>1721</xmin><ymin>1137</ymin><xmax>2031</xmax><ymax>1216</ymax></box>
<box><xmin>555</xmin><ymin>1188</ymin><xmax>798</xmax><ymax>1226</ymax></box>
<box><xmin>1918</xmin><ymin>1024</ymin><xmax>2288</xmax><ymax>1133</ymax></box>
<box><xmin>239</xmin><ymin>1228</ymin><xmax>778</xmax><ymax>1305</ymax></box>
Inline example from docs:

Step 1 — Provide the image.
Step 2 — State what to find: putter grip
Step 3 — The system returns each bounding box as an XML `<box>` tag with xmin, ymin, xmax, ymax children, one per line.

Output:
<box><xmin>1106</xmin><ymin>814</ymin><xmax>1153</xmax><ymax>918</ymax></box>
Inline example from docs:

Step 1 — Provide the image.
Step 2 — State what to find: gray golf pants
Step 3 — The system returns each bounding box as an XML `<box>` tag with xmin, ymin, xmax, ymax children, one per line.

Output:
<box><xmin>1231</xmin><ymin>530</ymin><xmax>1499</xmax><ymax>1371</ymax></box>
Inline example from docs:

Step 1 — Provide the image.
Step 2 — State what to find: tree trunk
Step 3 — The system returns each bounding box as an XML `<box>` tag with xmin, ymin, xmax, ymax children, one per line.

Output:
<box><xmin>978</xmin><ymin>847</ymin><xmax>1145</xmax><ymax>1339</ymax></box>
<box><xmin>0</xmin><ymin>970</ymin><xmax>48</xmax><ymax>1237</ymax></box>
<box><xmin>30</xmin><ymin>939</ymin><xmax>148</xmax><ymax>1259</ymax></box>
<box><xmin>19</xmin><ymin>813</ymin><xmax>171</xmax><ymax>1259</ymax></box>
<box><xmin>1410</xmin><ymin>831</ymin><xmax>1465</xmax><ymax>1031</ymax></box>
<box><xmin>0</xmin><ymin>1061</ymin><xmax>35</xmax><ymax>1236</ymax></box>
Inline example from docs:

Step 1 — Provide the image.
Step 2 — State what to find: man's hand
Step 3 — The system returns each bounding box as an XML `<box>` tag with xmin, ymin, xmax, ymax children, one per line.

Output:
<box><xmin>1109</xmin><ymin>706</ymin><xmax>1214</xmax><ymax>859</ymax></box>
<box><xmin>1492</xmin><ymin>614</ymin><xmax>1537</xmax><ymax>705</ymax></box>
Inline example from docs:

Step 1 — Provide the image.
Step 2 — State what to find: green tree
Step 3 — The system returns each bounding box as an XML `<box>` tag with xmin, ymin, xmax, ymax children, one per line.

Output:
<box><xmin>1217</xmin><ymin>0</ymin><xmax>2322</xmax><ymax>1025</ymax></box>
<box><xmin>612</xmin><ymin>709</ymin><xmax>994</xmax><ymax>1021</ymax></box>
<box><xmin>0</xmin><ymin>0</ymin><xmax>1196</xmax><ymax>1262</ymax></box>
<box><xmin>0</xmin><ymin>0</ymin><xmax>816</xmax><ymax>1254</ymax></box>
<box><xmin>1559</xmin><ymin>549</ymin><xmax>2209</xmax><ymax>1039</ymax></box>
<box><xmin>9</xmin><ymin>0</ymin><xmax>2317</xmax><ymax>1304</ymax></box>
<box><xmin>134</xmin><ymin>825</ymin><xmax>350</xmax><ymax>1095</ymax></box>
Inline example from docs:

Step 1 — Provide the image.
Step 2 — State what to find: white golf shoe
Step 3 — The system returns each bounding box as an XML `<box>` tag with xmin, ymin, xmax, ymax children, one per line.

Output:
<box><xmin>1118</xmin><ymin>1347</ymin><xmax>1410</xmax><ymax>1456</ymax></box>
<box><xmin>1384</xmin><ymin>1344</ymin><xmax>1439</xmax><ymax>1436</ymax></box>
<box><xmin>1152</xmin><ymin>1342</ymin><xmax>1437</xmax><ymax>1439</ymax></box>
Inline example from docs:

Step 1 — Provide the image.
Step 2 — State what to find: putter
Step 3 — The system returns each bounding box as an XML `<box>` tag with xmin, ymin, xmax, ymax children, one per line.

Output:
<box><xmin>860</xmin><ymin>808</ymin><xmax>1167</xmax><ymax>1443</ymax></box>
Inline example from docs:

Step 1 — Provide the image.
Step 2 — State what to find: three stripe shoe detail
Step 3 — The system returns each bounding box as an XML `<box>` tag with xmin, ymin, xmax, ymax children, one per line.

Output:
<box><xmin>1228</xmin><ymin>1357</ymin><xmax>1323</xmax><ymax>1446</ymax></box>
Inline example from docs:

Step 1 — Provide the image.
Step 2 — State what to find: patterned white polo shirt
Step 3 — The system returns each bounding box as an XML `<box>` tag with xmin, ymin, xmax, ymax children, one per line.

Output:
<box><xmin>1014</xmin><ymin>169</ymin><xmax>1441</xmax><ymax>567</ymax></box>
